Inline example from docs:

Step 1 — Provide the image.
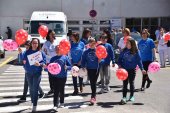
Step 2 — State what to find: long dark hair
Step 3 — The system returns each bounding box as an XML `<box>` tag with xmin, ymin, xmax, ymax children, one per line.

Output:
<box><xmin>29</xmin><ymin>38</ymin><xmax>41</xmax><ymax>51</ymax></box>
<box><xmin>72</xmin><ymin>32</ymin><xmax>80</xmax><ymax>43</ymax></box>
<box><xmin>103</xmin><ymin>29</ymin><xmax>111</xmax><ymax>39</ymax></box>
<box><xmin>82</xmin><ymin>28</ymin><xmax>91</xmax><ymax>39</ymax></box>
<box><xmin>127</xmin><ymin>38</ymin><xmax>138</xmax><ymax>54</ymax></box>
<box><xmin>46</xmin><ymin>29</ymin><xmax>56</xmax><ymax>41</ymax></box>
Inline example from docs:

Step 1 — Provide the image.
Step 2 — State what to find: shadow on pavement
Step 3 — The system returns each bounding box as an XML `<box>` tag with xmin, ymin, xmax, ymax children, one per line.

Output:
<box><xmin>114</xmin><ymin>88</ymin><xmax>142</xmax><ymax>93</ymax></box>
<box><xmin>65</xmin><ymin>101</ymin><xmax>89</xmax><ymax>109</ymax></box>
<box><xmin>0</xmin><ymin>101</ymin><xmax>20</xmax><ymax>107</ymax></box>
<box><xmin>110</xmin><ymin>85</ymin><xmax>123</xmax><ymax>89</ymax></box>
<box><xmin>97</xmin><ymin>102</ymin><xmax>120</xmax><ymax>108</ymax></box>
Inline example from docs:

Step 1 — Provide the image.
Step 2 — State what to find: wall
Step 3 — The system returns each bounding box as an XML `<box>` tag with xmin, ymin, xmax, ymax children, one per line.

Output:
<box><xmin>0</xmin><ymin>0</ymin><xmax>170</xmax><ymax>38</ymax></box>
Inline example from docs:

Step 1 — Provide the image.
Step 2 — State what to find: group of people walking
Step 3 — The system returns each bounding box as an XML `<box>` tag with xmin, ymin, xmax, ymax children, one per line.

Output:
<box><xmin>17</xmin><ymin>27</ymin><xmax>167</xmax><ymax>112</ymax></box>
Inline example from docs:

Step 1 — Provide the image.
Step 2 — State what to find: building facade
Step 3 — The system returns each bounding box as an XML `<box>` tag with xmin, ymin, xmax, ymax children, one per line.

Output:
<box><xmin>0</xmin><ymin>0</ymin><xmax>170</xmax><ymax>39</ymax></box>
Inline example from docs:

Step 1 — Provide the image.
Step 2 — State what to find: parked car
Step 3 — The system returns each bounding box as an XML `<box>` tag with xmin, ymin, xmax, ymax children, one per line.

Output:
<box><xmin>0</xmin><ymin>36</ymin><xmax>5</xmax><ymax>58</ymax></box>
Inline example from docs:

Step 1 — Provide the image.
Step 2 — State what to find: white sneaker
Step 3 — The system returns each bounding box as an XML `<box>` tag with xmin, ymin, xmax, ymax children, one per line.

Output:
<box><xmin>59</xmin><ymin>103</ymin><xmax>64</xmax><ymax>108</ymax></box>
<box><xmin>105</xmin><ymin>85</ymin><xmax>111</xmax><ymax>91</ymax></box>
<box><xmin>85</xmin><ymin>80</ymin><xmax>90</xmax><ymax>84</ymax></box>
<box><xmin>98</xmin><ymin>88</ymin><xmax>107</xmax><ymax>94</ymax></box>
<box><xmin>52</xmin><ymin>106</ymin><xmax>58</xmax><ymax>112</ymax></box>
<box><xmin>32</xmin><ymin>106</ymin><xmax>37</xmax><ymax>112</ymax></box>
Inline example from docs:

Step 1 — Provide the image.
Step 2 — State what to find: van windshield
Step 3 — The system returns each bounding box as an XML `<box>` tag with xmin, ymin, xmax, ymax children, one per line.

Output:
<box><xmin>29</xmin><ymin>21</ymin><xmax>66</xmax><ymax>36</ymax></box>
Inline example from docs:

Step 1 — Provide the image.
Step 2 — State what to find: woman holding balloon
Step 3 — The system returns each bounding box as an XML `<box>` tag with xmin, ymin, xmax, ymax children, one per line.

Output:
<box><xmin>49</xmin><ymin>45</ymin><xmax>71</xmax><ymax>111</ymax></box>
<box><xmin>118</xmin><ymin>37</ymin><xmax>146</xmax><ymax>104</ymax></box>
<box><xmin>23</xmin><ymin>38</ymin><xmax>46</xmax><ymax>112</ymax></box>
<box><xmin>81</xmin><ymin>38</ymin><xmax>100</xmax><ymax>104</ymax></box>
<box><xmin>138</xmin><ymin>29</ymin><xmax>157</xmax><ymax>91</ymax></box>
<box><xmin>70</xmin><ymin>32</ymin><xmax>85</xmax><ymax>95</ymax></box>
<box><xmin>42</xmin><ymin>30</ymin><xmax>57</xmax><ymax>95</ymax></box>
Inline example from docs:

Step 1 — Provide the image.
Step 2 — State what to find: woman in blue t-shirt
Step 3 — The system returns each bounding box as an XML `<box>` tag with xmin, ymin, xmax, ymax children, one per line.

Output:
<box><xmin>70</xmin><ymin>32</ymin><xmax>85</xmax><ymax>95</ymax></box>
<box><xmin>118</xmin><ymin>38</ymin><xmax>146</xmax><ymax>104</ymax></box>
<box><xmin>138</xmin><ymin>29</ymin><xmax>157</xmax><ymax>91</ymax></box>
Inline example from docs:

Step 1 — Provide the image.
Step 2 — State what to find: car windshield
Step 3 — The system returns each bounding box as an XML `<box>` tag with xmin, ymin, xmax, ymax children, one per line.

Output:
<box><xmin>29</xmin><ymin>21</ymin><xmax>66</xmax><ymax>36</ymax></box>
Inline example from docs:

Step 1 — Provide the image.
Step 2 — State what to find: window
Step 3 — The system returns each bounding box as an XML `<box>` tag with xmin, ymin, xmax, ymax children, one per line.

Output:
<box><xmin>68</xmin><ymin>21</ymin><xmax>79</xmax><ymax>25</ymax></box>
<box><xmin>83</xmin><ymin>21</ymin><xmax>91</xmax><ymax>25</ymax></box>
<box><xmin>68</xmin><ymin>27</ymin><xmax>80</xmax><ymax>31</ymax></box>
<box><xmin>29</xmin><ymin>21</ymin><xmax>66</xmax><ymax>36</ymax></box>
<box><xmin>100</xmin><ymin>20</ymin><xmax>109</xmax><ymax>25</ymax></box>
<box><xmin>161</xmin><ymin>17</ymin><xmax>170</xmax><ymax>30</ymax></box>
<box><xmin>100</xmin><ymin>27</ymin><xmax>110</xmax><ymax>31</ymax></box>
<box><xmin>126</xmin><ymin>18</ymin><xmax>141</xmax><ymax>32</ymax></box>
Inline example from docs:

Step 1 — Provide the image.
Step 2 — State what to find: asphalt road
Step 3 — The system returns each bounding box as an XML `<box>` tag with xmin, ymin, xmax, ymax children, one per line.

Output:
<box><xmin>0</xmin><ymin>50</ymin><xmax>170</xmax><ymax>113</ymax></box>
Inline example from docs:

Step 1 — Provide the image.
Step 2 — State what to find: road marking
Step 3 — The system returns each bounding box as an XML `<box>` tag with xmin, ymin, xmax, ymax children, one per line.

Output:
<box><xmin>0</xmin><ymin>85</ymin><xmax>72</xmax><ymax>91</ymax></box>
<box><xmin>0</xmin><ymin>56</ymin><xmax>13</xmax><ymax>67</ymax></box>
<box><xmin>0</xmin><ymin>90</ymin><xmax>73</xmax><ymax>97</ymax></box>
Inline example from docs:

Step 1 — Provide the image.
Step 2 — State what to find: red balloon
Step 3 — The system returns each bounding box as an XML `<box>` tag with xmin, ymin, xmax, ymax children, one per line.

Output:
<box><xmin>164</xmin><ymin>33</ymin><xmax>170</xmax><ymax>42</ymax></box>
<box><xmin>96</xmin><ymin>45</ymin><xmax>107</xmax><ymax>59</ymax></box>
<box><xmin>59</xmin><ymin>39</ymin><xmax>71</xmax><ymax>55</ymax></box>
<box><xmin>116</xmin><ymin>68</ymin><xmax>128</xmax><ymax>80</ymax></box>
<box><xmin>15</xmin><ymin>29</ymin><xmax>28</xmax><ymax>46</ymax></box>
<box><xmin>38</xmin><ymin>25</ymin><xmax>48</xmax><ymax>38</ymax></box>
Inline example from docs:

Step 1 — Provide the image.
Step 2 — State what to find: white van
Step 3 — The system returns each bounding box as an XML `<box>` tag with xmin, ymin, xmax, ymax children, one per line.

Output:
<box><xmin>28</xmin><ymin>11</ymin><xmax>68</xmax><ymax>45</ymax></box>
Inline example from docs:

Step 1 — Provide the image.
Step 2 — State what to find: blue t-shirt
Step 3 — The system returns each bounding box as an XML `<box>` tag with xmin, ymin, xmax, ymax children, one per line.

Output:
<box><xmin>81</xmin><ymin>48</ymin><xmax>99</xmax><ymax>69</ymax></box>
<box><xmin>138</xmin><ymin>38</ymin><xmax>155</xmax><ymax>61</ymax></box>
<box><xmin>70</xmin><ymin>41</ymin><xmax>85</xmax><ymax>64</ymax></box>
<box><xmin>118</xmin><ymin>48</ymin><xmax>144</xmax><ymax>70</ymax></box>
<box><xmin>50</xmin><ymin>55</ymin><xmax>71</xmax><ymax>78</ymax></box>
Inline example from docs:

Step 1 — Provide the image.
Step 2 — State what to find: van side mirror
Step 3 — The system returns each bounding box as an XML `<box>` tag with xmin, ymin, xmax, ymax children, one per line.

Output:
<box><xmin>0</xmin><ymin>36</ymin><xmax>3</xmax><ymax>40</ymax></box>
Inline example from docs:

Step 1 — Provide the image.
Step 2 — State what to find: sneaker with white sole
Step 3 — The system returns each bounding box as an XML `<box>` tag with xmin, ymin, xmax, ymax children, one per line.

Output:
<box><xmin>90</xmin><ymin>98</ymin><xmax>96</xmax><ymax>105</ymax></box>
<box><xmin>121</xmin><ymin>97</ymin><xmax>127</xmax><ymax>105</ymax></box>
<box><xmin>105</xmin><ymin>85</ymin><xmax>111</xmax><ymax>91</ymax></box>
<box><xmin>52</xmin><ymin>106</ymin><xmax>58</xmax><ymax>112</ymax></box>
<box><xmin>98</xmin><ymin>88</ymin><xmax>107</xmax><ymax>94</ymax></box>
<box><xmin>32</xmin><ymin>106</ymin><xmax>37</xmax><ymax>112</ymax></box>
<box><xmin>129</xmin><ymin>96</ymin><xmax>135</xmax><ymax>102</ymax></box>
<box><xmin>59</xmin><ymin>103</ymin><xmax>64</xmax><ymax>108</ymax></box>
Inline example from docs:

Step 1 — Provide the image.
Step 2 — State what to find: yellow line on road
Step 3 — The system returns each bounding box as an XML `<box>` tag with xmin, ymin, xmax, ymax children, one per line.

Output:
<box><xmin>0</xmin><ymin>56</ymin><xmax>13</xmax><ymax>67</ymax></box>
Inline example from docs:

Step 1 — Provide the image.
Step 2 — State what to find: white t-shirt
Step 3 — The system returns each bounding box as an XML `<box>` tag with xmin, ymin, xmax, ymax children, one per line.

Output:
<box><xmin>42</xmin><ymin>41</ymin><xmax>57</xmax><ymax>63</ymax></box>
<box><xmin>158</xmin><ymin>35</ymin><xmax>167</xmax><ymax>51</ymax></box>
<box><xmin>118</xmin><ymin>37</ymin><xmax>125</xmax><ymax>50</ymax></box>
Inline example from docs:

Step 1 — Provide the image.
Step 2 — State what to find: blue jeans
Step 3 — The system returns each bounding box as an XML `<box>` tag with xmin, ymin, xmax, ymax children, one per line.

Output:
<box><xmin>23</xmin><ymin>73</ymin><xmax>44</xmax><ymax>97</ymax></box>
<box><xmin>26</xmin><ymin>72</ymin><xmax>42</xmax><ymax>106</ymax></box>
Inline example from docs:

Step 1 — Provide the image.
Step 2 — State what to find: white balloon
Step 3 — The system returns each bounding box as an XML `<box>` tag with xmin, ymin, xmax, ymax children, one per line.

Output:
<box><xmin>71</xmin><ymin>66</ymin><xmax>79</xmax><ymax>77</ymax></box>
<box><xmin>79</xmin><ymin>68</ymin><xmax>87</xmax><ymax>78</ymax></box>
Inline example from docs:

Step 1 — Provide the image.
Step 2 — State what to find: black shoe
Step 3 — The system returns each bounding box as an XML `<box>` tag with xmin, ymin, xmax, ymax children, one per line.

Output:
<box><xmin>97</xmin><ymin>81</ymin><xmax>101</xmax><ymax>85</ymax></box>
<box><xmin>146</xmin><ymin>80</ymin><xmax>152</xmax><ymax>88</ymax></box>
<box><xmin>39</xmin><ymin>93</ymin><xmax>46</xmax><ymax>99</ymax></box>
<box><xmin>17</xmin><ymin>96</ymin><xmax>26</xmax><ymax>102</ymax></box>
<box><xmin>72</xmin><ymin>90</ymin><xmax>79</xmax><ymax>96</ymax></box>
<box><xmin>141</xmin><ymin>87</ymin><xmax>145</xmax><ymax>91</ymax></box>
<box><xmin>47</xmin><ymin>90</ymin><xmax>53</xmax><ymax>95</ymax></box>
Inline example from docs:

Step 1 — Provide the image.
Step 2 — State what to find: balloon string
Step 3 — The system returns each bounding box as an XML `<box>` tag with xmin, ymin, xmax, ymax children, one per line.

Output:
<box><xmin>18</xmin><ymin>45</ymin><xmax>21</xmax><ymax>64</ymax></box>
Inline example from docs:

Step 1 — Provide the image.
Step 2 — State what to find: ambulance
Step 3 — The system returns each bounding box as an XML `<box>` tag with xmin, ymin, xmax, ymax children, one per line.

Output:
<box><xmin>28</xmin><ymin>11</ymin><xmax>68</xmax><ymax>46</ymax></box>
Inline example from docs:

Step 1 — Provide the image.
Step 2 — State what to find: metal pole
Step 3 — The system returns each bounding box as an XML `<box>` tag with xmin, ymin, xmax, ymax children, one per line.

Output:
<box><xmin>92</xmin><ymin>0</ymin><xmax>94</xmax><ymax>36</ymax></box>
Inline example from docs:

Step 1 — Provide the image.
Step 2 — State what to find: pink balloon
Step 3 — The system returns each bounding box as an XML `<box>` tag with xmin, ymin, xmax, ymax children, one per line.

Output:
<box><xmin>148</xmin><ymin>62</ymin><xmax>160</xmax><ymax>73</ymax></box>
<box><xmin>48</xmin><ymin>63</ymin><xmax>61</xmax><ymax>75</ymax></box>
<box><xmin>3</xmin><ymin>39</ymin><xmax>18</xmax><ymax>51</ymax></box>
